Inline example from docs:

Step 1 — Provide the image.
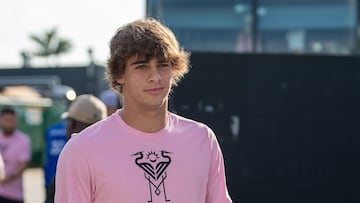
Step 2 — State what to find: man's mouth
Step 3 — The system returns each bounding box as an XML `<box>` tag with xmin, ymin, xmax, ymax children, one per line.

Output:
<box><xmin>144</xmin><ymin>87</ymin><xmax>164</xmax><ymax>94</ymax></box>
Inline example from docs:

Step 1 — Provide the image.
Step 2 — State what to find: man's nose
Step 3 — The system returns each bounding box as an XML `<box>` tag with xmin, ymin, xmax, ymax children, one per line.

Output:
<box><xmin>148</xmin><ymin>67</ymin><xmax>161</xmax><ymax>82</ymax></box>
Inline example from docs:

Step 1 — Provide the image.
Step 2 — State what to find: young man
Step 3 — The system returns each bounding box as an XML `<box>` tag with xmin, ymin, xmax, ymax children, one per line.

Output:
<box><xmin>44</xmin><ymin>94</ymin><xmax>107</xmax><ymax>203</ymax></box>
<box><xmin>55</xmin><ymin>18</ymin><xmax>232</xmax><ymax>203</ymax></box>
<box><xmin>0</xmin><ymin>107</ymin><xmax>31</xmax><ymax>203</ymax></box>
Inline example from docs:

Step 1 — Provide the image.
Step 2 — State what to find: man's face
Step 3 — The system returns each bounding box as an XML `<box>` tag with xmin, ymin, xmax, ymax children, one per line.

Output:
<box><xmin>116</xmin><ymin>55</ymin><xmax>173</xmax><ymax>111</ymax></box>
<box><xmin>0</xmin><ymin>113</ymin><xmax>17</xmax><ymax>136</ymax></box>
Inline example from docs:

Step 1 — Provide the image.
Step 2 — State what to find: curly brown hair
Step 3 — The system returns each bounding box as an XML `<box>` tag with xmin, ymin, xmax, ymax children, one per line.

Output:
<box><xmin>106</xmin><ymin>18</ymin><xmax>190</xmax><ymax>93</ymax></box>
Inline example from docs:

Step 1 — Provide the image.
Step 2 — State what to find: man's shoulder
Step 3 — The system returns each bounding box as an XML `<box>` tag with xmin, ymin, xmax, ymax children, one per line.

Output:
<box><xmin>169</xmin><ymin>113</ymin><xmax>216</xmax><ymax>144</ymax></box>
<box><xmin>61</xmin><ymin>116</ymin><xmax>117</xmax><ymax>155</ymax></box>
<box><xmin>15</xmin><ymin>130</ymin><xmax>31</xmax><ymax>141</ymax></box>
<box><xmin>73</xmin><ymin>114</ymin><xmax>116</xmax><ymax>140</ymax></box>
<box><xmin>170</xmin><ymin>112</ymin><xmax>210</xmax><ymax>131</ymax></box>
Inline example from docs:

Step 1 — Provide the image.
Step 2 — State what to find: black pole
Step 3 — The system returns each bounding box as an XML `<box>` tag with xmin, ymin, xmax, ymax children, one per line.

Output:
<box><xmin>356</xmin><ymin>0</ymin><xmax>360</xmax><ymax>40</ymax></box>
<box><xmin>251</xmin><ymin>0</ymin><xmax>258</xmax><ymax>52</ymax></box>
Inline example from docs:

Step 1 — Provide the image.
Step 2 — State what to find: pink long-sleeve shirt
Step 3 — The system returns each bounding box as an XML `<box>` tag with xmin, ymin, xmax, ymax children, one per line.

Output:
<box><xmin>55</xmin><ymin>111</ymin><xmax>232</xmax><ymax>203</ymax></box>
<box><xmin>0</xmin><ymin>130</ymin><xmax>31</xmax><ymax>201</ymax></box>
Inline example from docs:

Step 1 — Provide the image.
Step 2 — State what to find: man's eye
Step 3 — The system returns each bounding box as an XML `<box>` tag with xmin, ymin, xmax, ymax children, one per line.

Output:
<box><xmin>136</xmin><ymin>65</ymin><xmax>147</xmax><ymax>69</ymax></box>
<box><xmin>159</xmin><ymin>63</ymin><xmax>170</xmax><ymax>68</ymax></box>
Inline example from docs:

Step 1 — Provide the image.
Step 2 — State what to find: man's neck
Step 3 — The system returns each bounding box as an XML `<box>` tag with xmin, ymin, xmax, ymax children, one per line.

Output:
<box><xmin>120</xmin><ymin>107</ymin><xmax>168</xmax><ymax>133</ymax></box>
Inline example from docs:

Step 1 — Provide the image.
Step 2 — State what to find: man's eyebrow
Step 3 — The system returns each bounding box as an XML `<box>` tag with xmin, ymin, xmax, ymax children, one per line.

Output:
<box><xmin>158</xmin><ymin>59</ymin><xmax>170</xmax><ymax>63</ymax></box>
<box><xmin>130</xmin><ymin>60</ymin><xmax>147</xmax><ymax>65</ymax></box>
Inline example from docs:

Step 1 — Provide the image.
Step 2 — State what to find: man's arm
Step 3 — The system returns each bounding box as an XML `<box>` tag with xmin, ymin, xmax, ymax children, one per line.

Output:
<box><xmin>206</xmin><ymin>129</ymin><xmax>233</xmax><ymax>203</ymax></box>
<box><xmin>0</xmin><ymin>160</ymin><xmax>28</xmax><ymax>184</ymax></box>
<box><xmin>55</xmin><ymin>138</ymin><xmax>93</xmax><ymax>203</ymax></box>
<box><xmin>0</xmin><ymin>153</ymin><xmax>5</xmax><ymax>182</ymax></box>
<box><xmin>0</xmin><ymin>135</ymin><xmax>31</xmax><ymax>184</ymax></box>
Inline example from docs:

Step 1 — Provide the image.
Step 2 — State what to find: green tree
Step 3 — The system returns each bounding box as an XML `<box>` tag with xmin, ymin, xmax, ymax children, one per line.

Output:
<box><xmin>30</xmin><ymin>27</ymin><xmax>72</xmax><ymax>66</ymax></box>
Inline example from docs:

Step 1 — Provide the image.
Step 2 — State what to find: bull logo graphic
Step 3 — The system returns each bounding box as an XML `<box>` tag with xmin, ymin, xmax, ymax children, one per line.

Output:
<box><xmin>132</xmin><ymin>150</ymin><xmax>172</xmax><ymax>202</ymax></box>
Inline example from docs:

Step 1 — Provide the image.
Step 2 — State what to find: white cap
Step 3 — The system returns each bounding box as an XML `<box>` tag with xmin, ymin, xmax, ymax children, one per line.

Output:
<box><xmin>62</xmin><ymin>94</ymin><xmax>107</xmax><ymax>124</ymax></box>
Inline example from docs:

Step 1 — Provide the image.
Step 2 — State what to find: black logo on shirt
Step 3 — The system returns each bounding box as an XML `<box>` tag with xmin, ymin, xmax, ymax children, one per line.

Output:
<box><xmin>132</xmin><ymin>150</ymin><xmax>172</xmax><ymax>202</ymax></box>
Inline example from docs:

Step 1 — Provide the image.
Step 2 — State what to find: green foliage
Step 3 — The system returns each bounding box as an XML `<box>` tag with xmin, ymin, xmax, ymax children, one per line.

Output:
<box><xmin>30</xmin><ymin>27</ymin><xmax>72</xmax><ymax>58</ymax></box>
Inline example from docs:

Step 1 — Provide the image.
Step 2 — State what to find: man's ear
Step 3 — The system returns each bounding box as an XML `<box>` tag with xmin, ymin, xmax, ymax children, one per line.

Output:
<box><xmin>116</xmin><ymin>75</ymin><xmax>124</xmax><ymax>85</ymax></box>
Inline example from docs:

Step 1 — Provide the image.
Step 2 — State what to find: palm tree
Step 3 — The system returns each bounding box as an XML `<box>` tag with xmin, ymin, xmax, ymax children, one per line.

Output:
<box><xmin>30</xmin><ymin>27</ymin><xmax>72</xmax><ymax>67</ymax></box>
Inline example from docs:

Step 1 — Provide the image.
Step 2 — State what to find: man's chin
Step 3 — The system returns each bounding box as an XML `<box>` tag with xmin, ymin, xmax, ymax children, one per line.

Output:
<box><xmin>2</xmin><ymin>129</ymin><xmax>15</xmax><ymax>136</ymax></box>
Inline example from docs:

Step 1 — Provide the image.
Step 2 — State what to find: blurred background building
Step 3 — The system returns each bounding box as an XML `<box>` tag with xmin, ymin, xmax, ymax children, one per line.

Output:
<box><xmin>147</xmin><ymin>0</ymin><xmax>358</xmax><ymax>55</ymax></box>
<box><xmin>145</xmin><ymin>1</ymin><xmax>360</xmax><ymax>203</ymax></box>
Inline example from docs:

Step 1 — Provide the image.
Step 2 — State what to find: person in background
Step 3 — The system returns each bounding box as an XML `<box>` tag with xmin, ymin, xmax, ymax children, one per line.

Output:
<box><xmin>62</xmin><ymin>94</ymin><xmax>107</xmax><ymax>140</ymax></box>
<box><xmin>55</xmin><ymin>18</ymin><xmax>232</xmax><ymax>202</ymax></box>
<box><xmin>99</xmin><ymin>89</ymin><xmax>122</xmax><ymax>116</ymax></box>
<box><xmin>0</xmin><ymin>107</ymin><xmax>31</xmax><ymax>203</ymax></box>
<box><xmin>44</xmin><ymin>94</ymin><xmax>107</xmax><ymax>203</ymax></box>
<box><xmin>43</xmin><ymin>120</ymin><xmax>67</xmax><ymax>194</ymax></box>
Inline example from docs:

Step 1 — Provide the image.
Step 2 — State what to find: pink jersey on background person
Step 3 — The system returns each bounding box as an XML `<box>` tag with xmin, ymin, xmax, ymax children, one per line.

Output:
<box><xmin>56</xmin><ymin>111</ymin><xmax>232</xmax><ymax>203</ymax></box>
<box><xmin>0</xmin><ymin>130</ymin><xmax>31</xmax><ymax>201</ymax></box>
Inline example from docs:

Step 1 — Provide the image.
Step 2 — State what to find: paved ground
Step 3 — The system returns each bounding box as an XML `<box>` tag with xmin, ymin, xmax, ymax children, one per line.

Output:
<box><xmin>23</xmin><ymin>167</ymin><xmax>45</xmax><ymax>203</ymax></box>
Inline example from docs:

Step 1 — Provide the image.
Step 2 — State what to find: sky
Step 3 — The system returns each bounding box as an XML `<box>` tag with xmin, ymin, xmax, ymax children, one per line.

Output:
<box><xmin>0</xmin><ymin>0</ymin><xmax>145</xmax><ymax>68</ymax></box>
